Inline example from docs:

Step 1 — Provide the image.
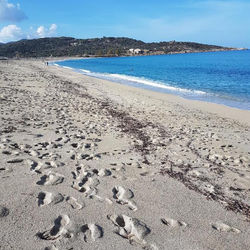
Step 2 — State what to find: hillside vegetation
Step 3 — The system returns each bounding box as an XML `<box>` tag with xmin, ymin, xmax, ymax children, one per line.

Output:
<box><xmin>0</xmin><ymin>36</ymin><xmax>237</xmax><ymax>58</ymax></box>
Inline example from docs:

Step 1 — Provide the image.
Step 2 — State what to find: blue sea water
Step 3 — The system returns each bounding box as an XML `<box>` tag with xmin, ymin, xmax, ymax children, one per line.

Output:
<box><xmin>53</xmin><ymin>50</ymin><xmax>250</xmax><ymax>110</ymax></box>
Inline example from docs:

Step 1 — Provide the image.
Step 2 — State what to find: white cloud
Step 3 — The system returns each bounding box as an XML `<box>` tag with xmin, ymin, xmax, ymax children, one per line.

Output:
<box><xmin>36</xmin><ymin>24</ymin><xmax>57</xmax><ymax>38</ymax></box>
<box><xmin>0</xmin><ymin>23</ymin><xmax>58</xmax><ymax>43</ymax></box>
<box><xmin>49</xmin><ymin>24</ymin><xmax>57</xmax><ymax>34</ymax></box>
<box><xmin>36</xmin><ymin>26</ymin><xmax>46</xmax><ymax>38</ymax></box>
<box><xmin>0</xmin><ymin>0</ymin><xmax>27</xmax><ymax>22</ymax></box>
<box><xmin>0</xmin><ymin>24</ymin><xmax>24</xmax><ymax>43</ymax></box>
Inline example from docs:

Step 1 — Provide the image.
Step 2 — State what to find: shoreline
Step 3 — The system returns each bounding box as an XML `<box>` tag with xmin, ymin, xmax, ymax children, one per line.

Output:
<box><xmin>45</xmin><ymin>47</ymin><xmax>248</xmax><ymax>61</ymax></box>
<box><xmin>50</xmin><ymin>47</ymin><xmax>248</xmax><ymax>59</ymax></box>
<box><xmin>0</xmin><ymin>59</ymin><xmax>249</xmax><ymax>249</ymax></box>
<box><xmin>50</xmin><ymin>60</ymin><xmax>250</xmax><ymax>125</ymax></box>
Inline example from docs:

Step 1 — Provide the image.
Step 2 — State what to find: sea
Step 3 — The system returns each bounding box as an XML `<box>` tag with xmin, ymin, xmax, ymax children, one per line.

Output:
<box><xmin>52</xmin><ymin>50</ymin><xmax>250</xmax><ymax>110</ymax></box>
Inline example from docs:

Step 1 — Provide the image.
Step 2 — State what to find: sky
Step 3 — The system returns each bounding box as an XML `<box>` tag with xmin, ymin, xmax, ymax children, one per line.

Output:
<box><xmin>0</xmin><ymin>0</ymin><xmax>250</xmax><ymax>47</ymax></box>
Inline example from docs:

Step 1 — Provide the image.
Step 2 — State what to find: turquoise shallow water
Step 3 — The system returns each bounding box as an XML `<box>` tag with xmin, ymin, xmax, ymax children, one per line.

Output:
<box><xmin>53</xmin><ymin>50</ymin><xmax>250</xmax><ymax>110</ymax></box>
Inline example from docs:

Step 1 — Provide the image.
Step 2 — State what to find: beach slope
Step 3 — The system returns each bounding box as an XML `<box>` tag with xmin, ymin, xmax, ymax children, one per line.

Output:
<box><xmin>0</xmin><ymin>59</ymin><xmax>249</xmax><ymax>250</ymax></box>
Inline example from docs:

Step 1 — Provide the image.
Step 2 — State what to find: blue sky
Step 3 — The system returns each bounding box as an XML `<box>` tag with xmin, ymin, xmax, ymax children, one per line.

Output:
<box><xmin>0</xmin><ymin>0</ymin><xmax>250</xmax><ymax>47</ymax></box>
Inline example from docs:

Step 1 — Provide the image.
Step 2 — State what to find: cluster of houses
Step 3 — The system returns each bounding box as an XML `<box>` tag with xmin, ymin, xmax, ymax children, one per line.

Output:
<box><xmin>128</xmin><ymin>48</ymin><xmax>149</xmax><ymax>55</ymax></box>
<box><xmin>127</xmin><ymin>48</ymin><xmax>166</xmax><ymax>56</ymax></box>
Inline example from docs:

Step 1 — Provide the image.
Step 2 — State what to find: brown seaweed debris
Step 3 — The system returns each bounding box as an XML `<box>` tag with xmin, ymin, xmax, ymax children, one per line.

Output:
<box><xmin>160</xmin><ymin>166</ymin><xmax>250</xmax><ymax>219</ymax></box>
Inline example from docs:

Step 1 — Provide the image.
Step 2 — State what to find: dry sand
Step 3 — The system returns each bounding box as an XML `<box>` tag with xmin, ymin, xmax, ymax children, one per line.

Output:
<box><xmin>0</xmin><ymin>59</ymin><xmax>249</xmax><ymax>250</ymax></box>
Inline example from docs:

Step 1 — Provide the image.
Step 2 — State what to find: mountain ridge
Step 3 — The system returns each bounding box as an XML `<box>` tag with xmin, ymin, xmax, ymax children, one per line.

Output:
<box><xmin>0</xmin><ymin>36</ymin><xmax>245</xmax><ymax>58</ymax></box>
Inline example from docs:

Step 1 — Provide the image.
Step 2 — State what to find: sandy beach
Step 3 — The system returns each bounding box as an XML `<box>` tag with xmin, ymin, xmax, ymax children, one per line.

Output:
<box><xmin>0</xmin><ymin>59</ymin><xmax>249</xmax><ymax>250</ymax></box>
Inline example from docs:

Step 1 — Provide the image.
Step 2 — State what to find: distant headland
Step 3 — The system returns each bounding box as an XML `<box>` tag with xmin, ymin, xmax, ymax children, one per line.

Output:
<box><xmin>0</xmin><ymin>36</ymin><xmax>247</xmax><ymax>58</ymax></box>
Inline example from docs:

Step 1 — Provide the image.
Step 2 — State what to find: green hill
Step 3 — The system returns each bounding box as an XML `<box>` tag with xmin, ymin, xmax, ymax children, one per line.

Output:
<box><xmin>0</xmin><ymin>36</ymin><xmax>237</xmax><ymax>58</ymax></box>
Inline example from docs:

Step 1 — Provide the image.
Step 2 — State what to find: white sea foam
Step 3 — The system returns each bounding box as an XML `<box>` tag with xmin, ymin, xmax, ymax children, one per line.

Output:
<box><xmin>62</xmin><ymin>66</ymin><xmax>73</xmax><ymax>70</ymax></box>
<box><xmin>109</xmin><ymin>73</ymin><xmax>206</xmax><ymax>95</ymax></box>
<box><xmin>79</xmin><ymin>69</ymin><xmax>206</xmax><ymax>95</ymax></box>
<box><xmin>81</xmin><ymin>69</ymin><xmax>91</xmax><ymax>73</ymax></box>
<box><xmin>50</xmin><ymin>59</ymin><xmax>250</xmax><ymax>110</ymax></box>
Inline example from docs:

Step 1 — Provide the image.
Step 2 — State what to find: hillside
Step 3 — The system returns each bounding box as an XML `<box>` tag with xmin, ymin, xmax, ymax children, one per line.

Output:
<box><xmin>0</xmin><ymin>36</ymin><xmax>239</xmax><ymax>58</ymax></box>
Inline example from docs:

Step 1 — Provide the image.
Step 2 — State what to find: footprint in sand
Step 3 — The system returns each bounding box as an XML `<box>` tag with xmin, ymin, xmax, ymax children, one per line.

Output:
<box><xmin>72</xmin><ymin>176</ymin><xmax>99</xmax><ymax>197</ymax></box>
<box><xmin>7</xmin><ymin>158</ymin><xmax>23</xmax><ymax>164</ymax></box>
<box><xmin>112</xmin><ymin>186</ymin><xmax>137</xmax><ymax>211</ymax></box>
<box><xmin>71</xmin><ymin>167</ymin><xmax>100</xmax><ymax>198</ymax></box>
<box><xmin>108</xmin><ymin>214</ymin><xmax>157</xmax><ymax>249</ymax></box>
<box><xmin>37</xmin><ymin>172</ymin><xmax>64</xmax><ymax>186</ymax></box>
<box><xmin>97</xmin><ymin>168</ymin><xmax>112</xmax><ymax>177</ymax></box>
<box><xmin>37</xmin><ymin>192</ymin><xmax>64</xmax><ymax>207</ymax></box>
<box><xmin>0</xmin><ymin>205</ymin><xmax>9</xmax><ymax>217</ymax></box>
<box><xmin>66</xmin><ymin>196</ymin><xmax>83</xmax><ymax>210</ymax></box>
<box><xmin>44</xmin><ymin>245</ymin><xmax>58</xmax><ymax>250</ymax></box>
<box><xmin>0</xmin><ymin>167</ymin><xmax>12</xmax><ymax>174</ymax></box>
<box><xmin>27</xmin><ymin>159</ymin><xmax>42</xmax><ymax>173</ymax></box>
<box><xmin>161</xmin><ymin>218</ymin><xmax>188</xmax><ymax>228</ymax></box>
<box><xmin>1</xmin><ymin>150</ymin><xmax>12</xmax><ymax>155</ymax></box>
<box><xmin>38</xmin><ymin>215</ymin><xmax>70</xmax><ymax>240</ymax></box>
<box><xmin>71</xmin><ymin>165</ymin><xmax>85</xmax><ymax>179</ymax></box>
<box><xmin>28</xmin><ymin>149</ymin><xmax>40</xmax><ymax>157</ymax></box>
<box><xmin>211</xmin><ymin>222</ymin><xmax>241</xmax><ymax>233</ymax></box>
<box><xmin>81</xmin><ymin>223</ymin><xmax>103</xmax><ymax>242</ymax></box>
